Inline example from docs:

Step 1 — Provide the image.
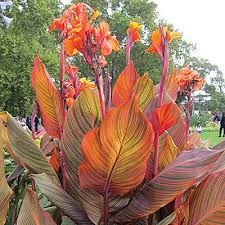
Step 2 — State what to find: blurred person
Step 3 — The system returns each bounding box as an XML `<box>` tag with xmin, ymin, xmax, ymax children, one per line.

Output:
<box><xmin>219</xmin><ymin>112</ymin><xmax>225</xmax><ymax>137</ymax></box>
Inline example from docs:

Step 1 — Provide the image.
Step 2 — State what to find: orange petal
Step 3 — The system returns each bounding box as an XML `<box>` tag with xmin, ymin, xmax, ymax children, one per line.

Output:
<box><xmin>100</xmin><ymin>21</ymin><xmax>110</xmax><ymax>35</ymax></box>
<box><xmin>49</xmin><ymin>18</ymin><xmax>64</xmax><ymax>32</ymax></box>
<box><xmin>64</xmin><ymin>39</ymin><xmax>78</xmax><ymax>56</ymax></box>
<box><xmin>131</xmin><ymin>30</ymin><xmax>141</xmax><ymax>42</ymax></box>
<box><xmin>108</xmin><ymin>36</ymin><xmax>120</xmax><ymax>51</ymax></box>
<box><xmin>101</xmin><ymin>38</ymin><xmax>112</xmax><ymax>56</ymax></box>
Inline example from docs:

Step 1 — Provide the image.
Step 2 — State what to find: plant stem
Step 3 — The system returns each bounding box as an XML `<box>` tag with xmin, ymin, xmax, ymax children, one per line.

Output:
<box><xmin>103</xmin><ymin>184</ymin><xmax>109</xmax><ymax>225</ymax></box>
<box><xmin>152</xmin><ymin>131</ymin><xmax>159</xmax><ymax>178</ymax></box>
<box><xmin>60</xmin><ymin>150</ymin><xmax>67</xmax><ymax>190</ymax></box>
<box><xmin>158</xmin><ymin>39</ymin><xmax>168</xmax><ymax>107</ymax></box>
<box><xmin>126</xmin><ymin>36</ymin><xmax>132</xmax><ymax>65</ymax></box>
<box><xmin>95</xmin><ymin>68</ymin><xmax>105</xmax><ymax>118</ymax></box>
<box><xmin>152</xmin><ymin>30</ymin><xmax>169</xmax><ymax>178</ymax></box>
<box><xmin>31</xmin><ymin>101</ymin><xmax>36</xmax><ymax>139</ymax></box>
<box><xmin>60</xmin><ymin>42</ymin><xmax>65</xmax><ymax>98</ymax></box>
<box><xmin>11</xmin><ymin>176</ymin><xmax>21</xmax><ymax>225</ymax></box>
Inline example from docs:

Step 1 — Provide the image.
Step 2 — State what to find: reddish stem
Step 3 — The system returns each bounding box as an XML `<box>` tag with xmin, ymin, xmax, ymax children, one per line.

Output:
<box><xmin>59</xmin><ymin>43</ymin><xmax>67</xmax><ymax>189</ymax></box>
<box><xmin>152</xmin><ymin>29</ymin><xmax>169</xmax><ymax>178</ymax></box>
<box><xmin>103</xmin><ymin>184</ymin><xmax>109</xmax><ymax>225</ymax></box>
<box><xmin>95</xmin><ymin>68</ymin><xmax>105</xmax><ymax>118</ymax></box>
<box><xmin>152</xmin><ymin>132</ymin><xmax>159</xmax><ymax>178</ymax></box>
<box><xmin>60</xmin><ymin>150</ymin><xmax>67</xmax><ymax>190</ymax></box>
<box><xmin>60</xmin><ymin>42</ymin><xmax>65</xmax><ymax>98</ymax></box>
<box><xmin>105</xmin><ymin>71</ymin><xmax>112</xmax><ymax>113</ymax></box>
<box><xmin>158</xmin><ymin>37</ymin><xmax>168</xmax><ymax>107</ymax></box>
<box><xmin>126</xmin><ymin>35</ymin><xmax>132</xmax><ymax>65</ymax></box>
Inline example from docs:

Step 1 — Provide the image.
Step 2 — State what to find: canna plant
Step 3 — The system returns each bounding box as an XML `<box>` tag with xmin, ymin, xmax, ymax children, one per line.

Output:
<box><xmin>0</xmin><ymin>2</ymin><xmax>225</xmax><ymax>225</ymax></box>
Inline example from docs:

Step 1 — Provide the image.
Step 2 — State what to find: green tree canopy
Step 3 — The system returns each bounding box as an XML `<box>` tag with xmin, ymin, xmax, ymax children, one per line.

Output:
<box><xmin>0</xmin><ymin>0</ymin><xmax>60</xmax><ymax>116</ymax></box>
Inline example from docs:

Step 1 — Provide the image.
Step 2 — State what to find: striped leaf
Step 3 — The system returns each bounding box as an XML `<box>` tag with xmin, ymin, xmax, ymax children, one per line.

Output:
<box><xmin>186</xmin><ymin>131</ymin><xmax>202</xmax><ymax>150</ymax></box>
<box><xmin>78</xmin><ymin>98</ymin><xmax>154</xmax><ymax>195</ymax></box>
<box><xmin>156</xmin><ymin>212</ymin><xmax>176</xmax><ymax>225</ymax></box>
<box><xmin>32</xmin><ymin>56</ymin><xmax>65</xmax><ymax>139</ymax></box>
<box><xmin>112</xmin><ymin>148</ymin><xmax>225</xmax><ymax>222</ymax></box>
<box><xmin>33</xmin><ymin>173</ymin><xmax>93</xmax><ymax>225</ymax></box>
<box><xmin>112</xmin><ymin>63</ymin><xmax>153</xmax><ymax>111</ymax></box>
<box><xmin>158</xmin><ymin>135</ymin><xmax>178</xmax><ymax>172</ymax></box>
<box><xmin>188</xmin><ymin>170</ymin><xmax>225</xmax><ymax>225</ymax></box>
<box><xmin>17</xmin><ymin>188</ymin><xmax>57</xmax><ymax>225</ymax></box>
<box><xmin>112</xmin><ymin>62</ymin><xmax>139</xmax><ymax>107</ymax></box>
<box><xmin>134</xmin><ymin>74</ymin><xmax>153</xmax><ymax>111</ymax></box>
<box><xmin>0</xmin><ymin>112</ymin><xmax>59</xmax><ymax>183</ymax></box>
<box><xmin>0</xmin><ymin>132</ymin><xmax>13</xmax><ymax>225</ymax></box>
<box><xmin>61</xmin><ymin>89</ymin><xmax>102</xmax><ymax>223</ymax></box>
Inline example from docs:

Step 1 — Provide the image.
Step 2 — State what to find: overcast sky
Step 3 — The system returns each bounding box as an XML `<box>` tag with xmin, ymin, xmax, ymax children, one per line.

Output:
<box><xmin>61</xmin><ymin>0</ymin><xmax>225</xmax><ymax>76</ymax></box>
<box><xmin>154</xmin><ymin>0</ymin><xmax>225</xmax><ymax>75</ymax></box>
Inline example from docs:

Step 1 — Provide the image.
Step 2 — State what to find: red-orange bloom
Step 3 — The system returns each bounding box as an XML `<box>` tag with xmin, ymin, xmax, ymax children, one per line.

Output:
<box><xmin>127</xmin><ymin>21</ymin><xmax>142</xmax><ymax>42</ymax></box>
<box><xmin>146</xmin><ymin>27</ymin><xmax>181</xmax><ymax>58</ymax></box>
<box><xmin>50</xmin><ymin>3</ymin><xmax>119</xmax><ymax>59</ymax></box>
<box><xmin>178</xmin><ymin>67</ymin><xmax>205</xmax><ymax>91</ymax></box>
<box><xmin>95</xmin><ymin>21</ymin><xmax>120</xmax><ymax>56</ymax></box>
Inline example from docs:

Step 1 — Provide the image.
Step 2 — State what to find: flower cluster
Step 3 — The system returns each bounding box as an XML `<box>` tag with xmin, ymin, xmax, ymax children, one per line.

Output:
<box><xmin>177</xmin><ymin>67</ymin><xmax>205</xmax><ymax>93</ymax></box>
<box><xmin>50</xmin><ymin>3</ymin><xmax>119</xmax><ymax>67</ymax></box>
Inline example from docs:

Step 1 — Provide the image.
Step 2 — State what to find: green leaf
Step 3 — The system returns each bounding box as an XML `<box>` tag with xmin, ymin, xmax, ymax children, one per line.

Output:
<box><xmin>33</xmin><ymin>173</ymin><xmax>93</xmax><ymax>225</ymax></box>
<box><xmin>0</xmin><ymin>112</ymin><xmax>59</xmax><ymax>183</ymax></box>
<box><xmin>0</xmin><ymin>129</ymin><xmax>13</xmax><ymax>225</ymax></box>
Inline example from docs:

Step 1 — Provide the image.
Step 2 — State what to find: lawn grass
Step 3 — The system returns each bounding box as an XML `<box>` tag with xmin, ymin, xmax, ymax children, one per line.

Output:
<box><xmin>200</xmin><ymin>130</ymin><xmax>224</xmax><ymax>147</ymax></box>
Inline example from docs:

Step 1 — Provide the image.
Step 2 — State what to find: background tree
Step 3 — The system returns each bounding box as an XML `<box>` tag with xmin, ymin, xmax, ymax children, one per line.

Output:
<box><xmin>0</xmin><ymin>0</ymin><xmax>60</xmax><ymax>116</ymax></box>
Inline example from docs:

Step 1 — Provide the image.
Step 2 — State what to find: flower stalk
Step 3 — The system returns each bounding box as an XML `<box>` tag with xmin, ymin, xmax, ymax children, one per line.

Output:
<box><xmin>152</xmin><ymin>28</ymin><xmax>169</xmax><ymax>178</ymax></box>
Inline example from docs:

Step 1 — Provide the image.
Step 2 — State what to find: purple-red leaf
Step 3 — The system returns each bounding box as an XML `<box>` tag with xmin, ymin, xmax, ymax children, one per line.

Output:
<box><xmin>112</xmin><ymin>148</ymin><xmax>225</xmax><ymax>222</ymax></box>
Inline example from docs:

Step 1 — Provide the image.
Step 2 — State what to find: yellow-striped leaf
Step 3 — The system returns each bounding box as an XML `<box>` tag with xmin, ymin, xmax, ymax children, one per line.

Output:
<box><xmin>112</xmin><ymin>148</ymin><xmax>225</xmax><ymax>222</ymax></box>
<box><xmin>0</xmin><ymin>132</ymin><xmax>13</xmax><ymax>225</ymax></box>
<box><xmin>158</xmin><ymin>135</ymin><xmax>178</xmax><ymax>171</ymax></box>
<box><xmin>134</xmin><ymin>74</ymin><xmax>153</xmax><ymax>111</ymax></box>
<box><xmin>61</xmin><ymin>89</ymin><xmax>102</xmax><ymax>223</ymax></box>
<box><xmin>17</xmin><ymin>188</ymin><xmax>56</xmax><ymax>225</ymax></box>
<box><xmin>32</xmin><ymin>56</ymin><xmax>65</xmax><ymax>139</ymax></box>
<box><xmin>78</xmin><ymin>98</ymin><xmax>154</xmax><ymax>195</ymax></box>
<box><xmin>0</xmin><ymin>112</ymin><xmax>59</xmax><ymax>183</ymax></box>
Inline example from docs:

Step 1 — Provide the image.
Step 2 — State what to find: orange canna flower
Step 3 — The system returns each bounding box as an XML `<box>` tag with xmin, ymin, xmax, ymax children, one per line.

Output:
<box><xmin>50</xmin><ymin>2</ymin><xmax>119</xmax><ymax>67</ymax></box>
<box><xmin>96</xmin><ymin>21</ymin><xmax>120</xmax><ymax>56</ymax></box>
<box><xmin>178</xmin><ymin>67</ymin><xmax>205</xmax><ymax>91</ymax></box>
<box><xmin>146</xmin><ymin>27</ymin><xmax>181</xmax><ymax>58</ymax></box>
<box><xmin>127</xmin><ymin>21</ymin><xmax>142</xmax><ymax>42</ymax></box>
